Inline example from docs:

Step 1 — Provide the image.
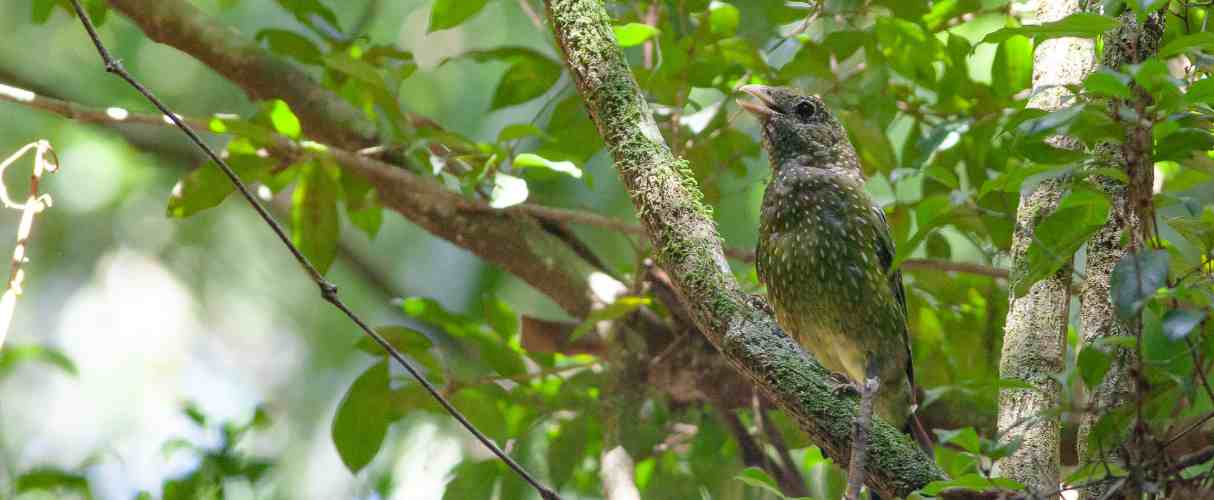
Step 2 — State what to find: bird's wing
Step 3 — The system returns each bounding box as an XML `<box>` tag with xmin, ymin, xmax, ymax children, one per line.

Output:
<box><xmin>873</xmin><ymin>205</ymin><xmax>914</xmax><ymax>386</ymax></box>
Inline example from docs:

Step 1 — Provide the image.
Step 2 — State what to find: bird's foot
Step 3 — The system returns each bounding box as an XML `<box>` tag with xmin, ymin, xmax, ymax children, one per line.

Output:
<box><xmin>746</xmin><ymin>294</ymin><xmax>773</xmax><ymax>315</ymax></box>
<box><xmin>827</xmin><ymin>371</ymin><xmax>861</xmax><ymax>397</ymax></box>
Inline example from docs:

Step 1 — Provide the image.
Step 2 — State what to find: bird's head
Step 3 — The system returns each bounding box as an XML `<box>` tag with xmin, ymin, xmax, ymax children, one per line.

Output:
<box><xmin>737</xmin><ymin>85</ymin><xmax>855</xmax><ymax>170</ymax></box>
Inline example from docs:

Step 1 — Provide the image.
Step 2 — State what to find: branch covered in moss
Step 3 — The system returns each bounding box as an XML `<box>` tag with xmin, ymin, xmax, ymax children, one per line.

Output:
<box><xmin>542</xmin><ymin>0</ymin><xmax>943</xmax><ymax>496</ymax></box>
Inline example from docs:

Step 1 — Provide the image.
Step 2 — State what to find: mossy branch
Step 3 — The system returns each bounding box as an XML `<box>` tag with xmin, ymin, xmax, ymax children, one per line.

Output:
<box><xmin>543</xmin><ymin>0</ymin><xmax>943</xmax><ymax>496</ymax></box>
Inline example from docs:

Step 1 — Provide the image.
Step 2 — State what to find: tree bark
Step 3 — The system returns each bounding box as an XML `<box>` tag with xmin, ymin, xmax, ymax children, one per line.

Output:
<box><xmin>1076</xmin><ymin>9</ymin><xmax>1164</xmax><ymax>499</ymax></box>
<box><xmin>993</xmin><ymin>0</ymin><xmax>1095</xmax><ymax>494</ymax></box>
<box><xmin>543</xmin><ymin>0</ymin><xmax>943</xmax><ymax>497</ymax></box>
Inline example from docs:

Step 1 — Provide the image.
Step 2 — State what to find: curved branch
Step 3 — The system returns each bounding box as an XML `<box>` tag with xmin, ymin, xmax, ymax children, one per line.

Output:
<box><xmin>102</xmin><ymin>0</ymin><xmax>600</xmax><ymax>317</ymax></box>
<box><xmin>542</xmin><ymin>0</ymin><xmax>943</xmax><ymax>496</ymax></box>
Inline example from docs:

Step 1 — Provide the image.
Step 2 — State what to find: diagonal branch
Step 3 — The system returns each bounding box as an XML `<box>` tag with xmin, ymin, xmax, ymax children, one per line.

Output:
<box><xmin>102</xmin><ymin>0</ymin><xmax>600</xmax><ymax>318</ymax></box>
<box><xmin>542</xmin><ymin>0</ymin><xmax>943</xmax><ymax>497</ymax></box>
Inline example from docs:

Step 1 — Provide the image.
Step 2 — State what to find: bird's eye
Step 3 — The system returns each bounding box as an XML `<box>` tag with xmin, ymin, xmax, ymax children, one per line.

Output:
<box><xmin>794</xmin><ymin>100</ymin><xmax>818</xmax><ymax>120</ymax></box>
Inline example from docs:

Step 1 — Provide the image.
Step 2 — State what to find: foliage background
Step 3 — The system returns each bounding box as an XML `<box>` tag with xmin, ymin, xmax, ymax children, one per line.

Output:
<box><xmin>0</xmin><ymin>0</ymin><xmax>1211</xmax><ymax>498</ymax></box>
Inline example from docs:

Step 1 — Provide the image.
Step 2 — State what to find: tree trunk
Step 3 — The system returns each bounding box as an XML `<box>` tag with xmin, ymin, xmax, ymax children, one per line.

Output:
<box><xmin>994</xmin><ymin>0</ymin><xmax>1095</xmax><ymax>494</ymax></box>
<box><xmin>1076</xmin><ymin>9</ymin><xmax>1164</xmax><ymax>499</ymax></box>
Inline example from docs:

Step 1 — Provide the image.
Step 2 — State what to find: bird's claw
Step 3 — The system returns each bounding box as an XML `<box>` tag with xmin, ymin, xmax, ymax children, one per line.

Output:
<box><xmin>827</xmin><ymin>372</ymin><xmax>861</xmax><ymax>397</ymax></box>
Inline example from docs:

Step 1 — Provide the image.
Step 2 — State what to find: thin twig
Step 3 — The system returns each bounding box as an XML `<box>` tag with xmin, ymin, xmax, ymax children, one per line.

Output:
<box><xmin>65</xmin><ymin>2</ymin><xmax>560</xmax><ymax>498</ymax></box>
<box><xmin>845</xmin><ymin>358</ymin><xmax>880</xmax><ymax>500</ymax></box>
<box><xmin>0</xmin><ymin>141</ymin><xmax>58</xmax><ymax>351</ymax></box>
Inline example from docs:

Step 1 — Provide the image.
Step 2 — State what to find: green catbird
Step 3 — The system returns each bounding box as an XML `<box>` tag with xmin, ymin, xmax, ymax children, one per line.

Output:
<box><xmin>739</xmin><ymin>85</ymin><xmax>915</xmax><ymax>426</ymax></box>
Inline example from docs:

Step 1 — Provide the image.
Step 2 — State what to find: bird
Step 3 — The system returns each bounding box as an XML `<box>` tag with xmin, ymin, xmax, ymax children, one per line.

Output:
<box><xmin>738</xmin><ymin>84</ymin><xmax>915</xmax><ymax>427</ymax></box>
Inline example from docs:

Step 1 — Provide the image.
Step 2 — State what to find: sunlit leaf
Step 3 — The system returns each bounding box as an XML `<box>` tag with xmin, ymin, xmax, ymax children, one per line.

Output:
<box><xmin>490</xmin><ymin>173</ymin><xmax>529</xmax><ymax>209</ymax></box>
<box><xmin>428</xmin><ymin>0</ymin><xmax>490</xmax><ymax>32</ymax></box>
<box><xmin>0</xmin><ymin>344</ymin><xmax>77</xmax><ymax>377</ymax></box>
<box><xmin>513</xmin><ymin>153</ymin><xmax>582</xmax><ymax>178</ymax></box>
<box><xmin>266</xmin><ymin>100</ymin><xmax>301</xmax><ymax>139</ymax></box>
<box><xmin>992</xmin><ymin>33</ymin><xmax>1033</xmax><ymax>97</ymax></box>
<box><xmin>980</xmin><ymin>13</ymin><xmax>1118</xmax><ymax>45</ymax></box>
<box><xmin>167</xmin><ymin>155</ymin><xmax>268</xmax><ymax>219</ymax></box>
<box><xmin>613</xmin><ymin>23</ymin><xmax>659</xmax><ymax>47</ymax></box>
<box><xmin>15</xmin><ymin>467</ymin><xmax>90</xmax><ymax>496</ymax></box>
<box><xmin>708</xmin><ymin>1</ymin><xmax>741</xmax><ymax>37</ymax></box>
<box><xmin>570</xmin><ymin>296</ymin><xmax>652</xmax><ymax>340</ymax></box>
<box><xmin>291</xmin><ymin>162</ymin><xmax>340</xmax><ymax>275</ymax></box>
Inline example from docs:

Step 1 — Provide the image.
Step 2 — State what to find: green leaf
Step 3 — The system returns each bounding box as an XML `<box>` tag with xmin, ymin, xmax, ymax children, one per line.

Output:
<box><xmin>266</xmin><ymin>100</ymin><xmax>301</xmax><ymax>139</ymax></box>
<box><xmin>708</xmin><ymin>1</ymin><xmax>741</xmax><ymax>37</ymax></box>
<box><xmin>1077</xmin><ymin>346</ymin><xmax>1112</xmax><ymax>388</ymax></box>
<box><xmin>613</xmin><ymin>23</ymin><xmax>660</xmax><ymax>47</ymax></box>
<box><xmin>331</xmin><ymin>361</ymin><xmax>394</xmax><ymax>472</ymax></box>
<box><xmin>1159</xmin><ymin>32</ymin><xmax>1214</xmax><ymax>57</ymax></box>
<box><xmin>1162</xmin><ymin>309</ymin><xmax>1206</xmax><ymax>341</ymax></box>
<box><xmin>980</xmin><ymin>13</ymin><xmax>1118</xmax><ymax>45</ymax></box>
<box><xmin>400</xmin><ymin>296</ymin><xmax>476</xmax><ymax>336</ymax></box>
<box><xmin>15</xmin><ymin>467</ymin><xmax>90</xmax><ymax>495</ymax></box>
<box><xmin>513</xmin><ymin>153</ymin><xmax>583</xmax><ymax>178</ymax></box>
<box><xmin>472</xmin><ymin>334</ymin><xmax>527</xmax><ymax>377</ymax></box>
<box><xmin>547</xmin><ymin>417</ymin><xmax>590</xmax><ymax>489</ymax></box>
<box><xmin>0</xmin><ymin>344</ymin><xmax>77</xmax><ymax>377</ymax></box>
<box><xmin>356</xmin><ymin>326</ymin><xmax>434</xmax><ymax>355</ymax></box>
<box><xmin>31</xmin><ymin>0</ymin><xmax>56</xmax><ymax>24</ymax></box>
<box><xmin>992</xmin><ymin>33</ymin><xmax>1033</xmax><ymax>97</ymax></box>
<box><xmin>274</xmin><ymin>0</ymin><xmax>339</xmax><ymax>28</ymax></box>
<box><xmin>183</xmin><ymin>402</ymin><xmax>207</xmax><ymax>427</ymax></box>
<box><xmin>348</xmin><ymin>202</ymin><xmax>383</xmax><ymax>240</ymax></box>
<box><xmin>1185</xmin><ymin>77</ymin><xmax>1214</xmax><ymax>105</ymax></box>
<box><xmin>735</xmin><ymin>467</ymin><xmax>794</xmax><ymax>498</ymax></box>
<box><xmin>451</xmin><ymin>387</ymin><xmax>508</xmax><ymax>441</ymax></box>
<box><xmin>934</xmin><ymin>427</ymin><xmax>981</xmax><ymax>454</ymax></box>
<box><xmin>428</xmin><ymin>0</ymin><xmax>490</xmax><ymax>32</ymax></box>
<box><xmin>919</xmin><ymin>474</ymin><xmax>1024</xmax><ymax>495</ymax></box>
<box><xmin>166</xmin><ymin>155</ymin><xmax>268</xmax><ymax>218</ymax></box>
<box><xmin>1014</xmin><ymin>187</ymin><xmax>1110</xmax><ymax>297</ymax></box>
<box><xmin>483</xmin><ymin>296</ymin><xmax>519</xmax><ymax>340</ymax></box>
<box><xmin>571</xmin><ymin>296</ymin><xmax>652</xmax><ymax>340</ymax></box>
<box><xmin>497</xmin><ymin>124</ymin><xmax>553</xmax><ymax>143</ymax></box>
<box><xmin>493</xmin><ymin>57</ymin><xmax>561</xmax><ymax>110</ymax></box>
<box><xmin>490</xmin><ymin>173</ymin><xmax>529</xmax><ymax>209</ymax></box>
<box><xmin>443</xmin><ymin>460</ymin><xmax>500</xmax><ymax>500</ymax></box>
<box><xmin>1110</xmin><ymin>249</ymin><xmax>1169</xmax><ymax>320</ymax></box>
<box><xmin>255</xmin><ymin>29</ymin><xmax>323</xmax><ymax>65</ymax></box>
<box><xmin>1084</xmin><ymin>69</ymin><xmax>1133</xmax><ymax>99</ymax></box>
<box><xmin>291</xmin><ymin>163</ymin><xmax>340</xmax><ymax>275</ymax></box>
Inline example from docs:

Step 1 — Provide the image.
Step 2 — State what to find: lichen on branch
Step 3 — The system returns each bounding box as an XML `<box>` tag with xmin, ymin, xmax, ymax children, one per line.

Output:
<box><xmin>543</xmin><ymin>0</ymin><xmax>943</xmax><ymax>496</ymax></box>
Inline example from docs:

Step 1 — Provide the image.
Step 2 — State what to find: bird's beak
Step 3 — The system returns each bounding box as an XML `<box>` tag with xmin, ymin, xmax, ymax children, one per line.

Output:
<box><xmin>737</xmin><ymin>84</ymin><xmax>778</xmax><ymax>118</ymax></box>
